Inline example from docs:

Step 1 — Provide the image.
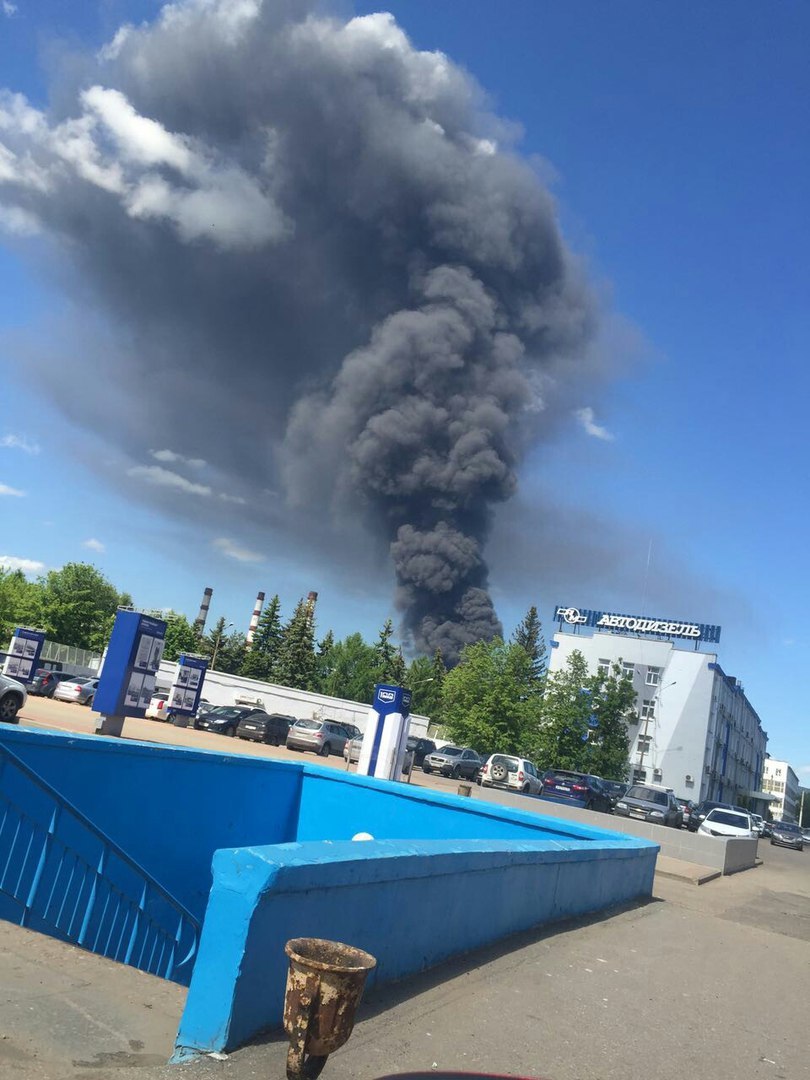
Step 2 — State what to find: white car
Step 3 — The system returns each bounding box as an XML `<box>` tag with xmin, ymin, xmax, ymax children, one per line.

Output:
<box><xmin>53</xmin><ymin>678</ymin><xmax>99</xmax><ymax>706</ymax></box>
<box><xmin>145</xmin><ymin>694</ymin><xmax>175</xmax><ymax>721</ymax></box>
<box><xmin>698</xmin><ymin>808</ymin><xmax>754</xmax><ymax>838</ymax></box>
<box><xmin>478</xmin><ymin>754</ymin><xmax>543</xmax><ymax>796</ymax></box>
<box><xmin>343</xmin><ymin>734</ymin><xmax>363</xmax><ymax>763</ymax></box>
<box><xmin>0</xmin><ymin>672</ymin><xmax>27</xmax><ymax>723</ymax></box>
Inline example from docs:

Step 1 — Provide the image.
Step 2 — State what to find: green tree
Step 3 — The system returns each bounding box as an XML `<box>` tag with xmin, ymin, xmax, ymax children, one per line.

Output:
<box><xmin>441</xmin><ymin>638</ymin><xmax>541</xmax><ymax>755</ymax></box>
<box><xmin>534</xmin><ymin>651</ymin><xmax>634</xmax><ymax>778</ymax></box>
<box><xmin>587</xmin><ymin>661</ymin><xmax>635</xmax><ymax>779</ymax></box>
<box><xmin>0</xmin><ymin>569</ymin><xmax>44</xmax><ymax>641</ymax></box>
<box><xmin>202</xmin><ymin>617</ymin><xmax>248</xmax><ymax>674</ymax></box>
<box><xmin>512</xmin><ymin>605</ymin><xmax>547</xmax><ymax>680</ymax></box>
<box><xmin>373</xmin><ymin>618</ymin><xmax>402</xmax><ymax>684</ymax></box>
<box><xmin>407</xmin><ymin>649</ymin><xmax>446</xmax><ymax>722</ymax></box>
<box><xmin>321</xmin><ymin>632</ymin><xmax>378</xmax><ymax>702</ymax></box>
<box><xmin>40</xmin><ymin>562</ymin><xmax>124</xmax><ymax>652</ymax></box>
<box><xmin>312</xmin><ymin>629</ymin><xmax>335</xmax><ymax>693</ymax></box>
<box><xmin>163</xmin><ymin>612</ymin><xmax>199</xmax><ymax>662</ymax></box>
<box><xmin>275</xmin><ymin>596</ymin><xmax>317</xmax><ymax>690</ymax></box>
<box><xmin>241</xmin><ymin>595</ymin><xmax>283</xmax><ymax>680</ymax></box>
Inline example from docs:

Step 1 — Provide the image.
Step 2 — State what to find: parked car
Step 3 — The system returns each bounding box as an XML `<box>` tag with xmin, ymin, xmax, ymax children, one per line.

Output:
<box><xmin>761</xmin><ymin>821</ymin><xmax>774</xmax><ymax>839</ymax></box>
<box><xmin>53</xmin><ymin>678</ymin><xmax>99</xmax><ymax>706</ymax></box>
<box><xmin>194</xmin><ymin>701</ymin><xmax>216</xmax><ymax>721</ymax></box>
<box><xmin>674</xmin><ymin>796</ymin><xmax>697</xmax><ymax>829</ymax></box>
<box><xmin>600</xmin><ymin>780</ymin><xmax>630</xmax><ymax>810</ymax></box>
<box><xmin>540</xmin><ymin>770</ymin><xmax>613</xmax><ymax>813</ymax></box>
<box><xmin>770</xmin><ymin>820</ymin><xmax>804</xmax><ymax>851</ymax></box>
<box><xmin>145</xmin><ymin>694</ymin><xmax>175</xmax><ymax>721</ymax></box>
<box><xmin>344</xmin><ymin>734</ymin><xmax>364</xmax><ymax>763</ymax></box>
<box><xmin>802</xmin><ymin>828</ymin><xmax>810</xmax><ymax>846</ymax></box>
<box><xmin>479</xmin><ymin>754</ymin><xmax>543</xmax><ymax>796</ymax></box>
<box><xmin>237</xmin><ymin>712</ymin><xmax>294</xmax><ymax>745</ymax></box>
<box><xmin>750</xmin><ymin>813</ymin><xmax>765</xmax><ymax>836</ymax></box>
<box><xmin>698</xmin><ymin>808</ymin><xmax>754</xmax><ymax>838</ymax></box>
<box><xmin>687</xmin><ymin>800</ymin><xmax>735</xmax><ymax>832</ymax></box>
<box><xmin>29</xmin><ymin>670</ymin><xmax>76</xmax><ymax>698</ymax></box>
<box><xmin>196</xmin><ymin>705</ymin><xmax>266</xmax><ymax>737</ymax></box>
<box><xmin>0</xmin><ymin>672</ymin><xmax>27</xmax><ymax>723</ymax></box>
<box><xmin>287</xmin><ymin>719</ymin><xmax>350</xmax><ymax>757</ymax></box>
<box><xmin>339</xmin><ymin>722</ymin><xmax>362</xmax><ymax>741</ymax></box>
<box><xmin>614</xmin><ymin>784</ymin><xmax>683</xmax><ymax>828</ymax></box>
<box><xmin>422</xmin><ymin>746</ymin><xmax>481</xmax><ymax>779</ymax></box>
<box><xmin>401</xmin><ymin>737</ymin><xmax>436</xmax><ymax>773</ymax></box>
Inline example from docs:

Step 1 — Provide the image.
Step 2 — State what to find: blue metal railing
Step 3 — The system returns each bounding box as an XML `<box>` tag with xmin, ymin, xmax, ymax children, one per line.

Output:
<box><xmin>0</xmin><ymin>743</ymin><xmax>199</xmax><ymax>983</ymax></box>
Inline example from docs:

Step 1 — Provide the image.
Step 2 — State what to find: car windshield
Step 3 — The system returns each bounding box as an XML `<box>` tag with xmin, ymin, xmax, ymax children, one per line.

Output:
<box><xmin>626</xmin><ymin>786</ymin><xmax>668</xmax><ymax>806</ymax></box>
<box><xmin>707</xmin><ymin>811</ymin><xmax>749</xmax><ymax>828</ymax></box>
<box><xmin>439</xmin><ymin>746</ymin><xmax>462</xmax><ymax>756</ymax></box>
<box><xmin>294</xmin><ymin>719</ymin><xmax>321</xmax><ymax>730</ymax></box>
<box><xmin>774</xmin><ymin>822</ymin><xmax>800</xmax><ymax>833</ymax></box>
<box><xmin>208</xmin><ymin>708</ymin><xmax>245</xmax><ymax>719</ymax></box>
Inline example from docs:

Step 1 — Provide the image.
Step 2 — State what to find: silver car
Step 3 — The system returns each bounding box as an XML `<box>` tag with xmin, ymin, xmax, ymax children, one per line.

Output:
<box><xmin>287</xmin><ymin>719</ymin><xmax>350</xmax><ymax>758</ymax></box>
<box><xmin>422</xmin><ymin>745</ymin><xmax>481</xmax><ymax>780</ymax></box>
<box><xmin>0</xmin><ymin>672</ymin><xmax>27</xmax><ymax>723</ymax></box>
<box><xmin>53</xmin><ymin>678</ymin><xmax>99</xmax><ymax>706</ymax></box>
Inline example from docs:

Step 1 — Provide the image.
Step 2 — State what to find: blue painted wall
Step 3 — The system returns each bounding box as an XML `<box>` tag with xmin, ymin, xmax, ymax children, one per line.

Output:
<box><xmin>0</xmin><ymin>728</ymin><xmax>301</xmax><ymax>918</ymax></box>
<box><xmin>175</xmin><ymin>836</ymin><xmax>656</xmax><ymax>1057</ymax></box>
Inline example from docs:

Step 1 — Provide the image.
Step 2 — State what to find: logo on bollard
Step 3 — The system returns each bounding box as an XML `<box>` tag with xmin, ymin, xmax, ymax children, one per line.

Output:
<box><xmin>377</xmin><ymin>689</ymin><xmax>396</xmax><ymax>703</ymax></box>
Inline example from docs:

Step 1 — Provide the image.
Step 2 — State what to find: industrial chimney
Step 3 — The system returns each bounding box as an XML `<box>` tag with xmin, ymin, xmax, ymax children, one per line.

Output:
<box><xmin>305</xmin><ymin>590</ymin><xmax>318</xmax><ymax>627</ymax></box>
<box><xmin>246</xmin><ymin>591</ymin><xmax>266</xmax><ymax>645</ymax></box>
<box><xmin>193</xmin><ymin>587</ymin><xmax>213</xmax><ymax>636</ymax></box>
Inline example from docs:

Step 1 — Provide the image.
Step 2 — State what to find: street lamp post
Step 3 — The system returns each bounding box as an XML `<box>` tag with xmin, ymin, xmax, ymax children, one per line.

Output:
<box><xmin>636</xmin><ymin>680</ymin><xmax>676</xmax><ymax>781</ymax></box>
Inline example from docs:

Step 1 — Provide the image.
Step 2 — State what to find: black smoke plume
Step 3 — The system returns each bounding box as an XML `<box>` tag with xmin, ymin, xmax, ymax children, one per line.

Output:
<box><xmin>0</xmin><ymin>1</ymin><xmax>596</xmax><ymax>661</ymax></box>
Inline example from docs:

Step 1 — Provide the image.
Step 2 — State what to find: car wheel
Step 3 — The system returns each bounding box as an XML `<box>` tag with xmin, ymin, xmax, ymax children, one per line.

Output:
<box><xmin>228</xmin><ymin>727</ymin><xmax>236</xmax><ymax>737</ymax></box>
<box><xmin>450</xmin><ymin>765</ymin><xmax>461</xmax><ymax>779</ymax></box>
<box><xmin>584</xmin><ymin>798</ymin><xmax>594</xmax><ymax>811</ymax></box>
<box><xmin>770</xmin><ymin>839</ymin><xmax>775</xmax><ymax>845</ymax></box>
<box><xmin>319</xmin><ymin>743</ymin><xmax>331</xmax><ymax>757</ymax></box>
<box><xmin>422</xmin><ymin>765</ymin><xmax>431</xmax><ymax>774</ymax></box>
<box><xmin>490</xmin><ymin>762</ymin><xmax>509</xmax><ymax>784</ymax></box>
<box><xmin>521</xmin><ymin>784</ymin><xmax>530</xmax><ymax>794</ymax></box>
<box><xmin>0</xmin><ymin>694</ymin><xmax>22</xmax><ymax>722</ymax></box>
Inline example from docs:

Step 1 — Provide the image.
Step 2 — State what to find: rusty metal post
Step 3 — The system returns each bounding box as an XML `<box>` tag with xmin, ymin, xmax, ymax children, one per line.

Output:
<box><xmin>284</xmin><ymin>938</ymin><xmax>376</xmax><ymax>1080</ymax></box>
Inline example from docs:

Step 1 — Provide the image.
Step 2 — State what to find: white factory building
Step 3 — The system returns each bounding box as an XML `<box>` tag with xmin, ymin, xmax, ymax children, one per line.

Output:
<box><xmin>549</xmin><ymin>605</ymin><xmax>768</xmax><ymax>808</ymax></box>
<box><xmin>761</xmin><ymin>758</ymin><xmax>800</xmax><ymax>822</ymax></box>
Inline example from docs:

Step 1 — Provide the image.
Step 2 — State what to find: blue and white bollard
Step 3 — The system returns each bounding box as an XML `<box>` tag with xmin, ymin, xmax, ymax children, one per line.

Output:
<box><xmin>356</xmin><ymin>684</ymin><xmax>412</xmax><ymax>782</ymax></box>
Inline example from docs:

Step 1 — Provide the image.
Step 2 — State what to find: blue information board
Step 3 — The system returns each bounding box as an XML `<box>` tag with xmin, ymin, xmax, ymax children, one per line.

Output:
<box><xmin>167</xmin><ymin>654</ymin><xmax>208</xmax><ymax>715</ymax></box>
<box><xmin>2</xmin><ymin>627</ymin><xmax>45</xmax><ymax>684</ymax></box>
<box><xmin>94</xmin><ymin>610</ymin><xmax>167</xmax><ymax>718</ymax></box>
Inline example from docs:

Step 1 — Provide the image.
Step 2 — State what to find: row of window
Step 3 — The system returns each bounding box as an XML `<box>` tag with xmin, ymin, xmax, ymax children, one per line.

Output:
<box><xmin>598</xmin><ymin>660</ymin><xmax>663</xmax><ymax>686</ymax></box>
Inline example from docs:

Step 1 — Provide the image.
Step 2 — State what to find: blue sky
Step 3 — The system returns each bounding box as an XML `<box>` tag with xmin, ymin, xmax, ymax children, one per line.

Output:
<box><xmin>1</xmin><ymin>1</ymin><xmax>808</xmax><ymax>774</ymax></box>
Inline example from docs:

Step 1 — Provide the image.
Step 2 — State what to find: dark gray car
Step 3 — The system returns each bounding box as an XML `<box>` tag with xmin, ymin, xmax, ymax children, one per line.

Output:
<box><xmin>614</xmin><ymin>784</ymin><xmax>683</xmax><ymax>828</ymax></box>
<box><xmin>422</xmin><ymin>745</ymin><xmax>481</xmax><ymax>779</ymax></box>
<box><xmin>770</xmin><ymin>821</ymin><xmax>804</xmax><ymax>851</ymax></box>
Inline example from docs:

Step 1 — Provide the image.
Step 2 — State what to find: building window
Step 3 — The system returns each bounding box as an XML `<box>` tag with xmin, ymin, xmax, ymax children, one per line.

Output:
<box><xmin>622</xmin><ymin>661</ymin><xmax>635</xmax><ymax>679</ymax></box>
<box><xmin>597</xmin><ymin>658</ymin><xmax>610</xmax><ymax>675</ymax></box>
<box><xmin>646</xmin><ymin>666</ymin><xmax>662</xmax><ymax>686</ymax></box>
<box><xmin>637</xmin><ymin>734</ymin><xmax>652</xmax><ymax>752</ymax></box>
<box><xmin>639</xmin><ymin>699</ymin><xmax>656</xmax><ymax>721</ymax></box>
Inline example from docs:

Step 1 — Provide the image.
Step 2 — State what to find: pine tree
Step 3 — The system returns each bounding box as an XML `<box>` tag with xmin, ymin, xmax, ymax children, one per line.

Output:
<box><xmin>275</xmin><ymin>596</ymin><xmax>317</xmax><ymax>691</ymax></box>
<box><xmin>511</xmin><ymin>605</ymin><xmax>547</xmax><ymax>680</ymax></box>
<box><xmin>313</xmin><ymin>629</ymin><xmax>335</xmax><ymax>693</ymax></box>
<box><xmin>241</xmin><ymin>595</ymin><xmax>283</xmax><ymax>681</ymax></box>
<box><xmin>373</xmin><ymin>618</ymin><xmax>403</xmax><ymax>684</ymax></box>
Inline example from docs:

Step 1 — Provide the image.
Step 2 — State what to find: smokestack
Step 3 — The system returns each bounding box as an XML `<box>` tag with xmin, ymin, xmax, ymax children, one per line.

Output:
<box><xmin>305</xmin><ymin>590</ymin><xmax>318</xmax><ymax>627</ymax></box>
<box><xmin>246</xmin><ymin>591</ymin><xmax>265</xmax><ymax>645</ymax></box>
<box><xmin>194</xmin><ymin>587</ymin><xmax>213</xmax><ymax>636</ymax></box>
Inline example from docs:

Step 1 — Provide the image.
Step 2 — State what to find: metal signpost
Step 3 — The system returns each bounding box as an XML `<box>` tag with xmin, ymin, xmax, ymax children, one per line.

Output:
<box><xmin>2</xmin><ymin>627</ymin><xmax>46</xmax><ymax>685</ymax></box>
<box><xmin>93</xmin><ymin>610</ymin><xmax>167</xmax><ymax>737</ymax></box>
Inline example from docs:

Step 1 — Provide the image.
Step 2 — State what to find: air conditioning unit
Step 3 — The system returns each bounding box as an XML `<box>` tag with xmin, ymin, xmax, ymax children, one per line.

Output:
<box><xmin>653</xmin><ymin>768</ymin><xmax>662</xmax><ymax>779</ymax></box>
<box><xmin>685</xmin><ymin>774</ymin><xmax>694</xmax><ymax>783</ymax></box>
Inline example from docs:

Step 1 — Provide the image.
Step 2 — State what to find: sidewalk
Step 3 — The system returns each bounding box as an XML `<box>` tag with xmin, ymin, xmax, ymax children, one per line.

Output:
<box><xmin>1</xmin><ymin>846</ymin><xmax>807</xmax><ymax>1080</ymax></box>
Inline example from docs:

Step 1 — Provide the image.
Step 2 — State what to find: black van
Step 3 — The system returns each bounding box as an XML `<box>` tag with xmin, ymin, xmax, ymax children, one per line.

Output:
<box><xmin>236</xmin><ymin>712</ymin><xmax>295</xmax><ymax>746</ymax></box>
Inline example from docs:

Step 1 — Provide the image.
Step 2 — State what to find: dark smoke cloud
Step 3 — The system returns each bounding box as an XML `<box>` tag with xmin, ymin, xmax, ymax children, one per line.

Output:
<box><xmin>0</xmin><ymin>0</ymin><xmax>597</xmax><ymax>660</ymax></box>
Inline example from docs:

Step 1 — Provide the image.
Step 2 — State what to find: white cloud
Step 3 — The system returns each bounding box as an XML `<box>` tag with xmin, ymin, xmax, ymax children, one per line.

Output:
<box><xmin>0</xmin><ymin>85</ymin><xmax>289</xmax><ymax>249</ymax></box>
<box><xmin>82</xmin><ymin>537</ymin><xmax>106</xmax><ymax>554</ymax></box>
<box><xmin>0</xmin><ymin>205</ymin><xmax>40</xmax><ymax>235</ymax></box>
<box><xmin>0</xmin><ymin>555</ymin><xmax>45</xmax><ymax>574</ymax></box>
<box><xmin>798</xmin><ymin>764</ymin><xmax>810</xmax><ymax>776</ymax></box>
<box><xmin>213</xmin><ymin>537</ymin><xmax>263</xmax><ymax>563</ymax></box>
<box><xmin>575</xmin><ymin>406</ymin><xmax>614</xmax><ymax>442</ymax></box>
<box><xmin>2</xmin><ymin>2</ymin><xmax>17</xmax><ymax>18</ymax></box>
<box><xmin>127</xmin><ymin>465</ymin><xmax>212</xmax><ymax>496</ymax></box>
<box><xmin>0</xmin><ymin>433</ymin><xmax>40</xmax><ymax>454</ymax></box>
<box><xmin>0</xmin><ymin>482</ymin><xmax>25</xmax><ymax>496</ymax></box>
<box><xmin>219</xmin><ymin>492</ymin><xmax>246</xmax><ymax>505</ymax></box>
<box><xmin>150</xmin><ymin>448</ymin><xmax>207</xmax><ymax>468</ymax></box>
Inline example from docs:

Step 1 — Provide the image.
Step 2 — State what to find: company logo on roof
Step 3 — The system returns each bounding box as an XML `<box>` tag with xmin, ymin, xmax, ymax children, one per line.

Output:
<box><xmin>554</xmin><ymin>605</ymin><xmax>721</xmax><ymax>644</ymax></box>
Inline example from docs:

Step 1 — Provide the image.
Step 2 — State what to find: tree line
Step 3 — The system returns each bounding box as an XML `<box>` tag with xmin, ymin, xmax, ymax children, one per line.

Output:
<box><xmin>1</xmin><ymin>565</ymin><xmax>637</xmax><ymax>778</ymax></box>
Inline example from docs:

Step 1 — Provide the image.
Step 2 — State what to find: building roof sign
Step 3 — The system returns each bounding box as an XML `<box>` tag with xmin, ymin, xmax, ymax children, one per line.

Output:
<box><xmin>554</xmin><ymin>605</ymin><xmax>722</xmax><ymax>645</ymax></box>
